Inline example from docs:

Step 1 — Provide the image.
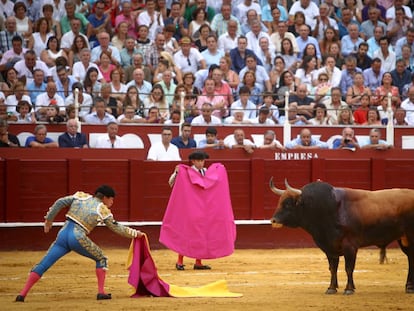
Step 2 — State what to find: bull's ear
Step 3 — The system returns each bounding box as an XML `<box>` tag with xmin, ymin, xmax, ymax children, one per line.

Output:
<box><xmin>269</xmin><ymin>177</ymin><xmax>284</xmax><ymax>196</ymax></box>
<box><xmin>285</xmin><ymin>179</ymin><xmax>302</xmax><ymax>195</ymax></box>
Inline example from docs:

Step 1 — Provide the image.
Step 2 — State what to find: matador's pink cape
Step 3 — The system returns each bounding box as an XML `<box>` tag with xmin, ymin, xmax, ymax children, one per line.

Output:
<box><xmin>127</xmin><ymin>235</ymin><xmax>242</xmax><ymax>298</ymax></box>
<box><xmin>159</xmin><ymin>163</ymin><xmax>236</xmax><ymax>259</ymax></box>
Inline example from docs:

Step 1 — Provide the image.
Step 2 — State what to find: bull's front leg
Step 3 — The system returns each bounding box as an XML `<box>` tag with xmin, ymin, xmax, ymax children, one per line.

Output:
<box><xmin>343</xmin><ymin>247</ymin><xmax>357</xmax><ymax>295</ymax></box>
<box><xmin>325</xmin><ymin>255</ymin><xmax>339</xmax><ymax>294</ymax></box>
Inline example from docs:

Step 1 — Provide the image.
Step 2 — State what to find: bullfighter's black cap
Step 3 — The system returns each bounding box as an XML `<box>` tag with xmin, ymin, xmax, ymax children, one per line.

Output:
<box><xmin>95</xmin><ymin>185</ymin><xmax>116</xmax><ymax>198</ymax></box>
<box><xmin>189</xmin><ymin>151</ymin><xmax>209</xmax><ymax>160</ymax></box>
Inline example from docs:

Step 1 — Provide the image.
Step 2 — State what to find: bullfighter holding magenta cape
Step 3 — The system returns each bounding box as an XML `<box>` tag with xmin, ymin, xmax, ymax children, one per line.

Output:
<box><xmin>159</xmin><ymin>163</ymin><xmax>236</xmax><ymax>259</ymax></box>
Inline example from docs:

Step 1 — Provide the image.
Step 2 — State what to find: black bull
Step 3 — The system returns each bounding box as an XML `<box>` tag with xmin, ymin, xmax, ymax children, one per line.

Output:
<box><xmin>270</xmin><ymin>178</ymin><xmax>414</xmax><ymax>295</ymax></box>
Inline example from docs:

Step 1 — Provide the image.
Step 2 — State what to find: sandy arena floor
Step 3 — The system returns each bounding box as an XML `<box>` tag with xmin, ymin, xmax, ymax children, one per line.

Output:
<box><xmin>1</xmin><ymin>247</ymin><xmax>413</xmax><ymax>311</ymax></box>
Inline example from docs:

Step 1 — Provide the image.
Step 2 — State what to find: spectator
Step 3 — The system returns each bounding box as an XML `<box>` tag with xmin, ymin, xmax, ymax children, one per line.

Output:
<box><xmin>224</xmin><ymin>128</ymin><xmax>255</xmax><ymax>153</ymax></box>
<box><xmin>191</xmin><ymin>102</ymin><xmax>221</xmax><ymax>125</ymax></box>
<box><xmin>72</xmin><ymin>48</ymin><xmax>103</xmax><ymax>82</ymax></box>
<box><xmin>0</xmin><ymin>118</ymin><xmax>20</xmax><ymax>148</ymax></box>
<box><xmin>60</xmin><ymin>0</ymin><xmax>91</xmax><ymax>37</ymax></box>
<box><xmin>230</xmin><ymin>86</ymin><xmax>257</xmax><ymax>119</ymax></box>
<box><xmin>385</xmin><ymin>0</ymin><xmax>412</xmax><ymax>23</ymax></box>
<box><xmin>285</xmin><ymin>128</ymin><xmax>329</xmax><ymax>150</ymax></box>
<box><xmin>362</xmin><ymin>107</ymin><xmax>382</xmax><ymax>126</ymax></box>
<box><xmin>386</xmin><ymin>7</ymin><xmax>413</xmax><ymax>47</ymax></box>
<box><xmin>363</xmin><ymin>58</ymin><xmax>384</xmax><ymax>94</ymax></box>
<box><xmin>164</xmin><ymin>109</ymin><xmax>181</xmax><ymax>125</ymax></box>
<box><xmin>279</xmin><ymin>103</ymin><xmax>309</xmax><ymax>125</ymax></box>
<box><xmin>394</xmin><ymin>107</ymin><xmax>408</xmax><ymax>126</ymax></box>
<box><xmin>288</xmin><ymin>84</ymin><xmax>315</xmax><ymax>119</ymax></box>
<box><xmin>84</xmin><ymin>97</ymin><xmax>117</xmax><ymax>125</ymax></box>
<box><xmin>58</xmin><ymin>119</ymin><xmax>88</xmax><ymax>148</ymax></box>
<box><xmin>271</xmin><ymin>21</ymin><xmax>298</xmax><ymax>56</ymax></box>
<box><xmin>361</xmin><ymin>7</ymin><xmax>386</xmax><ymax>40</ymax></box>
<box><xmin>124</xmin><ymin>52</ymin><xmax>152</xmax><ymax>83</ymax></box>
<box><xmin>67</xmin><ymin>34</ymin><xmax>89</xmax><ymax>68</ymax></box>
<box><xmin>391</xmin><ymin>59</ymin><xmax>412</xmax><ymax>97</ymax></box>
<box><xmin>239</xmin><ymin>55</ymin><xmax>271</xmax><ymax>93</ymax></box>
<box><xmin>340</xmin><ymin>55</ymin><xmax>362</xmax><ymax>96</ymax></box>
<box><xmin>35</xmin><ymin>81</ymin><xmax>65</xmax><ymax>121</ymax></box>
<box><xmin>24</xmin><ymin>124</ymin><xmax>59</xmax><ymax>148</ymax></box>
<box><xmin>325</xmin><ymin>87</ymin><xmax>348</xmax><ymax>124</ymax></box>
<box><xmin>229</xmin><ymin>36</ymin><xmax>262</xmax><ymax>74</ymax></box>
<box><xmin>352</xmin><ymin>42</ymin><xmax>372</xmax><ymax>71</ymax></box>
<box><xmin>288</xmin><ymin>0</ymin><xmax>319</xmax><ymax>29</ymax></box>
<box><xmin>373</xmin><ymin>37</ymin><xmax>395</xmax><ymax>73</ymax></box>
<box><xmin>147</xmin><ymin>126</ymin><xmax>181</xmax><ymax>161</ymax></box>
<box><xmin>14</xmin><ymin>50</ymin><xmax>52</xmax><ymax>87</ymax></box>
<box><xmin>372</xmin><ymin>72</ymin><xmax>400</xmax><ymax>107</ymax></box>
<box><xmin>250</xmin><ymin>106</ymin><xmax>276</xmax><ymax>125</ymax></box>
<box><xmin>87</xmin><ymin>0</ymin><xmax>112</xmax><ymax>48</ymax></box>
<box><xmin>395</xmin><ymin>27</ymin><xmax>414</xmax><ymax>60</ymax></box>
<box><xmin>401</xmin><ymin>86</ymin><xmax>414</xmax><ymax>126</ymax></box>
<box><xmin>337</xmin><ymin>106</ymin><xmax>355</xmax><ymax>125</ymax></box>
<box><xmin>60</xmin><ymin>17</ymin><xmax>90</xmax><ymax>54</ymax></box>
<box><xmin>65</xmin><ymin>82</ymin><xmax>93</xmax><ymax>120</ymax></box>
<box><xmin>224</xmin><ymin>108</ymin><xmax>251</xmax><ymax>124</ymax></box>
<box><xmin>0</xmin><ymin>35</ymin><xmax>26</xmax><ymax>74</ymax></box>
<box><xmin>164</xmin><ymin>1</ymin><xmax>189</xmax><ymax>41</ymax></box>
<box><xmin>308</xmin><ymin>103</ymin><xmax>331</xmax><ymax>125</ymax></box>
<box><xmin>94</xmin><ymin>122</ymin><xmax>125</xmax><ymax>148</ymax></box>
<box><xmin>40</xmin><ymin>36</ymin><xmax>68</xmax><ymax>68</ymax></box>
<box><xmin>112</xmin><ymin>21</ymin><xmax>129</xmax><ymax>52</ymax></box>
<box><xmin>143</xmin><ymin>84</ymin><xmax>169</xmax><ymax>118</ymax></box>
<box><xmin>353</xmin><ymin>93</ymin><xmax>370</xmax><ymax>124</ymax></box>
<box><xmin>45</xmin><ymin>104</ymin><xmax>65</xmax><ymax>124</ymax></box>
<box><xmin>196</xmin><ymin>78</ymin><xmax>228</xmax><ymax>119</ymax></box>
<box><xmin>144</xmin><ymin>33</ymin><xmax>166</xmax><ymax>75</ymax></box>
<box><xmin>126</xmin><ymin>68</ymin><xmax>153</xmax><ymax>102</ymax></box>
<box><xmin>55</xmin><ymin>65</ymin><xmax>77</xmax><ymax>101</ymax></box>
<box><xmin>341</xmin><ymin>24</ymin><xmax>364</xmax><ymax>57</ymax></box>
<box><xmin>256</xmin><ymin>129</ymin><xmax>285</xmax><ymax>150</ymax></box>
<box><xmin>5</xmin><ymin>81</ymin><xmax>32</xmax><ymax>116</ymax></box>
<box><xmin>360</xmin><ymin>128</ymin><xmax>392</xmax><ymax>149</ymax></box>
<box><xmin>15</xmin><ymin>100</ymin><xmax>36</xmax><ymax>123</ymax></box>
<box><xmin>313</xmin><ymin>3</ymin><xmax>338</xmax><ymax>41</ymax></box>
<box><xmin>332</xmin><ymin>127</ymin><xmax>360</xmax><ymax>150</ymax></box>
<box><xmin>210</xmin><ymin>4</ymin><xmax>241</xmax><ymax>38</ymax></box>
<box><xmin>14</xmin><ymin>2</ymin><xmax>33</xmax><ymax>46</ymax></box>
<box><xmin>27</xmin><ymin>69</ymin><xmax>46</xmax><ymax>104</ymax></box>
<box><xmin>91</xmin><ymin>31</ymin><xmax>121</xmax><ymax>66</ymax></box>
<box><xmin>0</xmin><ymin>17</ymin><xmax>22</xmax><ymax>55</ymax></box>
<box><xmin>188</xmin><ymin>7</ymin><xmax>209</xmax><ymax>40</ymax></box>
<box><xmin>171</xmin><ymin>122</ymin><xmax>197</xmax><ymax>149</ymax></box>
<box><xmin>174</xmin><ymin>36</ymin><xmax>206</xmax><ymax>73</ymax></box>
<box><xmin>117</xmin><ymin>104</ymin><xmax>145</xmax><ymax>124</ymax></box>
<box><xmin>115</xmin><ymin>1</ymin><xmax>138</xmax><ymax>40</ymax></box>
<box><xmin>197</xmin><ymin>126</ymin><xmax>225</xmax><ymax>149</ymax></box>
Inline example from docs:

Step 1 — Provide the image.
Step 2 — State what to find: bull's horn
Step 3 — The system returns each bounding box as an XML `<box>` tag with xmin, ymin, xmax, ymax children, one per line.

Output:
<box><xmin>285</xmin><ymin>179</ymin><xmax>302</xmax><ymax>195</ymax></box>
<box><xmin>269</xmin><ymin>177</ymin><xmax>284</xmax><ymax>195</ymax></box>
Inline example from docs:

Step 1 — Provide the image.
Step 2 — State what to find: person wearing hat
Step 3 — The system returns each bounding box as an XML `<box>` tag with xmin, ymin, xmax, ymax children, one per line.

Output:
<box><xmin>173</xmin><ymin>36</ymin><xmax>206</xmax><ymax>73</ymax></box>
<box><xmin>15</xmin><ymin>185</ymin><xmax>144</xmax><ymax>302</ymax></box>
<box><xmin>162</xmin><ymin>151</ymin><xmax>236</xmax><ymax>270</ymax></box>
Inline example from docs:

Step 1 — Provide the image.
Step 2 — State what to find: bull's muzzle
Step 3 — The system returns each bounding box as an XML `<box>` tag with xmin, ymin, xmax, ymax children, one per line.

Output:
<box><xmin>271</xmin><ymin>218</ymin><xmax>283</xmax><ymax>228</ymax></box>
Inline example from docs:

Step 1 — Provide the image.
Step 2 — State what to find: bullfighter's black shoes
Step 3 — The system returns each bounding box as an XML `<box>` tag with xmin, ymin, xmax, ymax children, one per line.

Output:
<box><xmin>175</xmin><ymin>263</ymin><xmax>185</xmax><ymax>270</ymax></box>
<box><xmin>15</xmin><ymin>295</ymin><xmax>25</xmax><ymax>302</ymax></box>
<box><xmin>97</xmin><ymin>293</ymin><xmax>112</xmax><ymax>300</ymax></box>
<box><xmin>193</xmin><ymin>264</ymin><xmax>211</xmax><ymax>270</ymax></box>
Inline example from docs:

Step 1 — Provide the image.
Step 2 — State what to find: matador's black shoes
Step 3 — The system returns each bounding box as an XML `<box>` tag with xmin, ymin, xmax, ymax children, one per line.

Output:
<box><xmin>97</xmin><ymin>293</ymin><xmax>112</xmax><ymax>300</ymax></box>
<box><xmin>15</xmin><ymin>295</ymin><xmax>25</xmax><ymax>302</ymax></box>
<box><xmin>193</xmin><ymin>264</ymin><xmax>211</xmax><ymax>270</ymax></box>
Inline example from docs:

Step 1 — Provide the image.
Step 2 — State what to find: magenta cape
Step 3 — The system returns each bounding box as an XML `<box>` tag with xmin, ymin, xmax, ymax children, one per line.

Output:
<box><xmin>127</xmin><ymin>236</ymin><xmax>243</xmax><ymax>298</ymax></box>
<box><xmin>159</xmin><ymin>163</ymin><xmax>236</xmax><ymax>259</ymax></box>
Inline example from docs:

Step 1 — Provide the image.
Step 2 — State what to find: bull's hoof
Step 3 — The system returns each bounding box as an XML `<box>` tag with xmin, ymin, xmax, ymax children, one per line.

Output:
<box><xmin>343</xmin><ymin>289</ymin><xmax>355</xmax><ymax>295</ymax></box>
<box><xmin>325</xmin><ymin>288</ymin><xmax>337</xmax><ymax>295</ymax></box>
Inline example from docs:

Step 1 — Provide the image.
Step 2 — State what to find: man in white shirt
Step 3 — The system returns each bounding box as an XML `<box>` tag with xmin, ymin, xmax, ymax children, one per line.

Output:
<box><xmin>288</xmin><ymin>0</ymin><xmax>319</xmax><ymax>29</ymax></box>
<box><xmin>94</xmin><ymin>122</ymin><xmax>125</xmax><ymax>148</ymax></box>
<box><xmin>237</xmin><ymin>0</ymin><xmax>261</xmax><ymax>25</ymax></box>
<box><xmin>245</xmin><ymin>19</ymin><xmax>273</xmax><ymax>58</ymax></box>
<box><xmin>401</xmin><ymin>86</ymin><xmax>414</xmax><ymax>126</ymax></box>
<box><xmin>224</xmin><ymin>128</ymin><xmax>255</xmax><ymax>153</ymax></box>
<box><xmin>217</xmin><ymin>20</ymin><xmax>240</xmax><ymax>54</ymax></box>
<box><xmin>14</xmin><ymin>50</ymin><xmax>52</xmax><ymax>87</ymax></box>
<box><xmin>35</xmin><ymin>81</ymin><xmax>65</xmax><ymax>120</ymax></box>
<box><xmin>147</xmin><ymin>127</ymin><xmax>181</xmax><ymax>161</ymax></box>
<box><xmin>191</xmin><ymin>102</ymin><xmax>222</xmax><ymax>125</ymax></box>
<box><xmin>60</xmin><ymin>18</ymin><xmax>90</xmax><ymax>52</ymax></box>
<box><xmin>64</xmin><ymin>82</ymin><xmax>93</xmax><ymax>120</ymax></box>
<box><xmin>173</xmin><ymin>36</ymin><xmax>206</xmax><ymax>73</ymax></box>
<box><xmin>72</xmin><ymin>48</ymin><xmax>104</xmax><ymax>82</ymax></box>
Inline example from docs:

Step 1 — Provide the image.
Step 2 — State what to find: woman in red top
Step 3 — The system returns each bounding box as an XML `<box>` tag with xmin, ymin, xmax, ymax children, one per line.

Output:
<box><xmin>372</xmin><ymin>72</ymin><xmax>401</xmax><ymax>107</ymax></box>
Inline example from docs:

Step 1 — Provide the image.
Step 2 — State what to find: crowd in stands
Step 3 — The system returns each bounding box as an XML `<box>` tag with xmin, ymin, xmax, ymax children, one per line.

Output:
<box><xmin>1</xmin><ymin>0</ymin><xmax>414</xmax><ymax>134</ymax></box>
